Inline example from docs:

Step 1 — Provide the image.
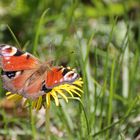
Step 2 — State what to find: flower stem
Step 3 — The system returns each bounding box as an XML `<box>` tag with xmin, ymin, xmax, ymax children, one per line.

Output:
<box><xmin>46</xmin><ymin>107</ymin><xmax>50</xmax><ymax>140</ymax></box>
<box><xmin>30</xmin><ymin>105</ymin><xmax>36</xmax><ymax>140</ymax></box>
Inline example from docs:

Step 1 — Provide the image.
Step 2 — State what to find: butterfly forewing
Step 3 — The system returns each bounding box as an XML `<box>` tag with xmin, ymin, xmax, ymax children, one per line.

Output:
<box><xmin>0</xmin><ymin>44</ymin><xmax>41</xmax><ymax>71</ymax></box>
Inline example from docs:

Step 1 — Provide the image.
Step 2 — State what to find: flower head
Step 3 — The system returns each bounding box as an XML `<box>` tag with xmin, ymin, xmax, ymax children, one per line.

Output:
<box><xmin>6</xmin><ymin>78</ymin><xmax>83</xmax><ymax>110</ymax></box>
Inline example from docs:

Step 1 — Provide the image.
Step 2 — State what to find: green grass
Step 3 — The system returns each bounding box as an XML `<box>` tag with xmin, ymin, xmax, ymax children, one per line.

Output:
<box><xmin>0</xmin><ymin>0</ymin><xmax>140</xmax><ymax>140</ymax></box>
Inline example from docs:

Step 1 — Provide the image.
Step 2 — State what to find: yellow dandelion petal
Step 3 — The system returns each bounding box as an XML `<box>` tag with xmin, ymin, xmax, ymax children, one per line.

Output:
<box><xmin>32</xmin><ymin>100</ymin><xmax>37</xmax><ymax>109</ymax></box>
<box><xmin>46</xmin><ymin>93</ymin><xmax>51</xmax><ymax>108</ymax></box>
<box><xmin>7</xmin><ymin>94</ymin><xmax>15</xmax><ymax>100</ymax></box>
<box><xmin>64</xmin><ymin>88</ymin><xmax>74</xmax><ymax>97</ymax></box>
<box><xmin>57</xmin><ymin>84</ymin><xmax>65</xmax><ymax>89</ymax></box>
<box><xmin>74</xmin><ymin>80</ymin><xmax>83</xmax><ymax>85</ymax></box>
<box><xmin>70</xmin><ymin>85</ymin><xmax>83</xmax><ymax>93</ymax></box>
<box><xmin>6</xmin><ymin>92</ymin><xmax>12</xmax><ymax>96</ymax></box>
<box><xmin>70</xmin><ymin>89</ymin><xmax>81</xmax><ymax>97</ymax></box>
<box><xmin>74</xmin><ymin>83</ymin><xmax>83</xmax><ymax>87</ymax></box>
<box><xmin>61</xmin><ymin>84</ymin><xmax>72</xmax><ymax>90</ymax></box>
<box><xmin>56</xmin><ymin>89</ymin><xmax>68</xmax><ymax>103</ymax></box>
<box><xmin>51</xmin><ymin>90</ymin><xmax>59</xmax><ymax>106</ymax></box>
<box><xmin>36</xmin><ymin>96</ymin><xmax>43</xmax><ymax>110</ymax></box>
<box><xmin>73</xmin><ymin>79</ymin><xmax>83</xmax><ymax>86</ymax></box>
<box><xmin>7</xmin><ymin>94</ymin><xmax>22</xmax><ymax>101</ymax></box>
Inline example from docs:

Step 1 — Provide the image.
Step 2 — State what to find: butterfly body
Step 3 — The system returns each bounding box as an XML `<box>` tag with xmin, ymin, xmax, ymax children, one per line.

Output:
<box><xmin>0</xmin><ymin>44</ymin><xmax>79</xmax><ymax>99</ymax></box>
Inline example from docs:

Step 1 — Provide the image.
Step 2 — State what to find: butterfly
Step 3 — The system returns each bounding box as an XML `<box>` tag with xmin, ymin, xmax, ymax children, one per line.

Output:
<box><xmin>0</xmin><ymin>44</ymin><xmax>79</xmax><ymax>99</ymax></box>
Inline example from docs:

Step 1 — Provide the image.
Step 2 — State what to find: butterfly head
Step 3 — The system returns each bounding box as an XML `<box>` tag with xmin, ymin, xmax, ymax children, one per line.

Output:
<box><xmin>0</xmin><ymin>44</ymin><xmax>23</xmax><ymax>57</ymax></box>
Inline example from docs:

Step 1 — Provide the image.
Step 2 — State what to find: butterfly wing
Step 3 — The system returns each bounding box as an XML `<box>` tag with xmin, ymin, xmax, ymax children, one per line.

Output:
<box><xmin>0</xmin><ymin>44</ymin><xmax>40</xmax><ymax>71</ymax></box>
<box><xmin>1</xmin><ymin>69</ymin><xmax>37</xmax><ymax>93</ymax></box>
<box><xmin>1</xmin><ymin>69</ymin><xmax>50</xmax><ymax>99</ymax></box>
<box><xmin>45</xmin><ymin>67</ymin><xmax>79</xmax><ymax>88</ymax></box>
<box><xmin>0</xmin><ymin>44</ymin><xmax>45</xmax><ymax>99</ymax></box>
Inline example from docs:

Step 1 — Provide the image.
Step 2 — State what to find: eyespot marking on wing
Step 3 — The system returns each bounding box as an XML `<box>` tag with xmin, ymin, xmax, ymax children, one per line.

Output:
<box><xmin>1</xmin><ymin>71</ymin><xmax>17</xmax><ymax>79</ymax></box>
<box><xmin>0</xmin><ymin>45</ymin><xmax>17</xmax><ymax>56</ymax></box>
<box><xmin>1</xmin><ymin>70</ymin><xmax>23</xmax><ymax>79</ymax></box>
<box><xmin>26</xmin><ymin>54</ymin><xmax>30</xmax><ymax>59</ymax></box>
<box><xmin>62</xmin><ymin>68</ymin><xmax>70</xmax><ymax>76</ymax></box>
<box><xmin>14</xmin><ymin>49</ymin><xmax>24</xmax><ymax>56</ymax></box>
<box><xmin>63</xmin><ymin>70</ymin><xmax>79</xmax><ymax>82</ymax></box>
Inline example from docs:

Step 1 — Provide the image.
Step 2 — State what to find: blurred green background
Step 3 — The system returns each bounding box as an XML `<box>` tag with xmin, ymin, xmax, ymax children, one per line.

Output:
<box><xmin>0</xmin><ymin>0</ymin><xmax>140</xmax><ymax>140</ymax></box>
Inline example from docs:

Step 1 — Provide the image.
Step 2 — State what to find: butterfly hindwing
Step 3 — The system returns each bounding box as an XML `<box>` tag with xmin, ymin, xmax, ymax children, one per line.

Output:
<box><xmin>1</xmin><ymin>69</ymin><xmax>37</xmax><ymax>93</ymax></box>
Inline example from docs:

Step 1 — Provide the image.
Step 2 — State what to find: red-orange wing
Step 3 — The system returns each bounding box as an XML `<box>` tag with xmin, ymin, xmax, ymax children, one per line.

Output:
<box><xmin>0</xmin><ymin>44</ymin><xmax>40</xmax><ymax>71</ymax></box>
<box><xmin>45</xmin><ymin>67</ymin><xmax>79</xmax><ymax>88</ymax></box>
<box><xmin>1</xmin><ymin>69</ymin><xmax>47</xmax><ymax>99</ymax></box>
<box><xmin>0</xmin><ymin>45</ymin><xmax>44</xmax><ymax>99</ymax></box>
<box><xmin>1</xmin><ymin>55</ymin><xmax>40</xmax><ymax>71</ymax></box>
